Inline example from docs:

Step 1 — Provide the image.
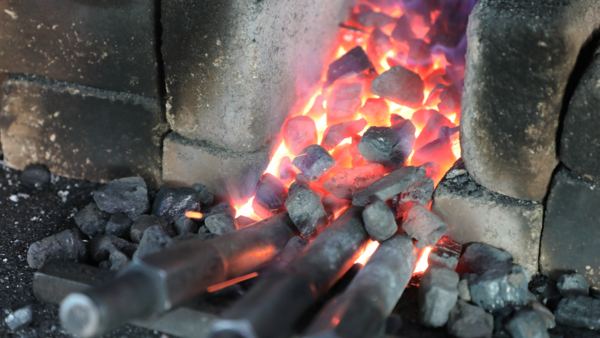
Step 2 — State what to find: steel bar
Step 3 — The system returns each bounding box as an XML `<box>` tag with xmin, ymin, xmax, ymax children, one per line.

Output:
<box><xmin>59</xmin><ymin>212</ymin><xmax>298</xmax><ymax>337</ymax></box>
<box><xmin>302</xmin><ymin>233</ymin><xmax>418</xmax><ymax>338</ymax></box>
<box><xmin>208</xmin><ymin>206</ymin><xmax>371</xmax><ymax>338</ymax></box>
<box><xmin>33</xmin><ymin>261</ymin><xmax>218</xmax><ymax>338</ymax></box>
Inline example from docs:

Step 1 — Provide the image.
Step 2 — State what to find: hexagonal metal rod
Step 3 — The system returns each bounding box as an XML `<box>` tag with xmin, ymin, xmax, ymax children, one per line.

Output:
<box><xmin>208</xmin><ymin>206</ymin><xmax>371</xmax><ymax>338</ymax></box>
<box><xmin>59</xmin><ymin>212</ymin><xmax>298</xmax><ymax>337</ymax></box>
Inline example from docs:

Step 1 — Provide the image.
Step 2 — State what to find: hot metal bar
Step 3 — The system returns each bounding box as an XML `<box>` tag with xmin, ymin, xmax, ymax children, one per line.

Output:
<box><xmin>33</xmin><ymin>261</ymin><xmax>218</xmax><ymax>338</ymax></box>
<box><xmin>59</xmin><ymin>212</ymin><xmax>298</xmax><ymax>337</ymax></box>
<box><xmin>302</xmin><ymin>233</ymin><xmax>418</xmax><ymax>338</ymax></box>
<box><xmin>209</xmin><ymin>206</ymin><xmax>371</xmax><ymax>338</ymax></box>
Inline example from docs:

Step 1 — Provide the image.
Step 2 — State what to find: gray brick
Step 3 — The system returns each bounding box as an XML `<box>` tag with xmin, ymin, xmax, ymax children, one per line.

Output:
<box><xmin>540</xmin><ymin>166</ymin><xmax>600</xmax><ymax>289</ymax></box>
<box><xmin>161</xmin><ymin>0</ymin><xmax>353</xmax><ymax>152</ymax></box>
<box><xmin>0</xmin><ymin>74</ymin><xmax>168</xmax><ymax>188</ymax></box>
<box><xmin>432</xmin><ymin>160</ymin><xmax>543</xmax><ymax>274</ymax></box>
<box><xmin>461</xmin><ymin>0</ymin><xmax>600</xmax><ymax>200</ymax></box>
<box><xmin>0</xmin><ymin>0</ymin><xmax>160</xmax><ymax>97</ymax></box>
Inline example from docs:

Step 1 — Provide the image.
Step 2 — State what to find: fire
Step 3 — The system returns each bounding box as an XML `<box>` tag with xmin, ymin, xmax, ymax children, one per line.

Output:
<box><xmin>234</xmin><ymin>0</ymin><xmax>466</xmax><ymax>275</ymax></box>
<box><xmin>185</xmin><ymin>211</ymin><xmax>203</xmax><ymax>219</ymax></box>
<box><xmin>414</xmin><ymin>247</ymin><xmax>432</xmax><ymax>273</ymax></box>
<box><xmin>206</xmin><ymin>272</ymin><xmax>259</xmax><ymax>293</ymax></box>
<box><xmin>354</xmin><ymin>240</ymin><xmax>380</xmax><ymax>266</ymax></box>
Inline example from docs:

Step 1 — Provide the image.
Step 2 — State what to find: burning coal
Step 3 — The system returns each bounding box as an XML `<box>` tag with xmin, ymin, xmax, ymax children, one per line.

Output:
<box><xmin>235</xmin><ymin>0</ymin><xmax>472</xmax><ymax>271</ymax></box>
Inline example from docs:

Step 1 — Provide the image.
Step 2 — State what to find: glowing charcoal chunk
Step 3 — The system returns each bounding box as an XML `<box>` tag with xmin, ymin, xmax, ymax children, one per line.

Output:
<box><xmin>285</xmin><ymin>187</ymin><xmax>328</xmax><ymax>239</ymax></box>
<box><xmin>292</xmin><ymin>145</ymin><xmax>336</xmax><ymax>181</ymax></box>
<box><xmin>427</xmin><ymin>237</ymin><xmax>462</xmax><ymax>271</ymax></box>
<box><xmin>357</xmin><ymin>11</ymin><xmax>397</xmax><ymax>28</ymax></box>
<box><xmin>322</xmin><ymin>194</ymin><xmax>351</xmax><ymax>215</ymax></box>
<box><xmin>151</xmin><ymin>187</ymin><xmax>201</xmax><ymax>223</ymax></box>
<box><xmin>327</xmin><ymin>83</ymin><xmax>363</xmax><ymax>125</ymax></box>
<box><xmin>359</xmin><ymin>98</ymin><xmax>389</xmax><ymax>126</ymax></box>
<box><xmin>415</xmin><ymin>112</ymin><xmax>456</xmax><ymax>151</ymax></box>
<box><xmin>282</xmin><ymin>115</ymin><xmax>318</xmax><ymax>155</ymax></box>
<box><xmin>325</xmin><ymin>46</ymin><xmax>373</xmax><ymax>87</ymax></box>
<box><xmin>411</xmin><ymin>109</ymin><xmax>438</xmax><ymax>130</ymax></box>
<box><xmin>322</xmin><ymin>119</ymin><xmax>367</xmax><ymax>150</ymax></box>
<box><xmin>371</xmin><ymin>66</ymin><xmax>424</xmax><ymax>109</ymax></box>
<box><xmin>253</xmin><ymin>173</ymin><xmax>288</xmax><ymax>219</ymax></box>
<box><xmin>438</xmin><ymin>81</ymin><xmax>463</xmax><ymax>115</ymax></box>
<box><xmin>353</xmin><ymin>166</ymin><xmax>426</xmax><ymax>206</ymax></box>
<box><xmin>391</xmin><ymin>15</ymin><xmax>415</xmax><ymax>42</ymax></box>
<box><xmin>407</xmin><ymin>39</ymin><xmax>432</xmax><ymax>66</ymax></box>
<box><xmin>323</xmin><ymin>163</ymin><xmax>385</xmax><ymax>200</ymax></box>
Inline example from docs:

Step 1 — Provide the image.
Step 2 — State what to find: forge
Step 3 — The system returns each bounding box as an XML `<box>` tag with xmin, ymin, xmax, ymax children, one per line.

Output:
<box><xmin>1</xmin><ymin>0</ymin><xmax>600</xmax><ymax>338</ymax></box>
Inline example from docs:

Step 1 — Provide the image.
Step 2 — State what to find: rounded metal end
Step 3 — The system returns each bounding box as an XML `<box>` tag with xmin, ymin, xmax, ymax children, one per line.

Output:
<box><xmin>59</xmin><ymin>293</ymin><xmax>101</xmax><ymax>338</ymax></box>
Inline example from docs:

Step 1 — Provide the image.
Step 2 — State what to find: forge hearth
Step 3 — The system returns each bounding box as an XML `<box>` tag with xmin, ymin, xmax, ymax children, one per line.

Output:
<box><xmin>3</xmin><ymin>0</ymin><xmax>600</xmax><ymax>337</ymax></box>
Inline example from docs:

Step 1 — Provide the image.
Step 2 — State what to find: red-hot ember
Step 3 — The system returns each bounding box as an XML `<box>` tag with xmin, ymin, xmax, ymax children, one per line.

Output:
<box><xmin>235</xmin><ymin>0</ymin><xmax>469</xmax><ymax>273</ymax></box>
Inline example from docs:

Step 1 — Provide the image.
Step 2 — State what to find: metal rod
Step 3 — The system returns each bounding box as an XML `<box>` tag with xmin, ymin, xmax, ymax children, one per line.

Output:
<box><xmin>302</xmin><ymin>233</ymin><xmax>418</xmax><ymax>338</ymax></box>
<box><xmin>60</xmin><ymin>212</ymin><xmax>298</xmax><ymax>337</ymax></box>
<box><xmin>208</xmin><ymin>206</ymin><xmax>371</xmax><ymax>338</ymax></box>
<box><xmin>33</xmin><ymin>261</ymin><xmax>218</xmax><ymax>338</ymax></box>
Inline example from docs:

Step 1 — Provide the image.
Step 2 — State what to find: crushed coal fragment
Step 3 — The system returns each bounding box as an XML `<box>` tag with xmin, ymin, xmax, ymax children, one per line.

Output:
<box><xmin>402</xmin><ymin>204</ymin><xmax>447</xmax><ymax>249</ymax></box>
<box><xmin>327</xmin><ymin>82</ymin><xmax>363</xmax><ymax>124</ymax></box>
<box><xmin>447</xmin><ymin>300</ymin><xmax>493</xmax><ymax>338</ymax></box>
<box><xmin>470</xmin><ymin>265</ymin><xmax>531</xmax><ymax>312</ymax></box>
<box><xmin>4</xmin><ymin>305</ymin><xmax>32</xmax><ymax>331</ymax></box>
<box><xmin>505</xmin><ymin>308</ymin><xmax>550</xmax><ymax>338</ymax></box>
<box><xmin>130</xmin><ymin>215</ymin><xmax>172</xmax><ymax>243</ymax></box>
<box><xmin>133</xmin><ymin>225</ymin><xmax>173</xmax><ymax>259</ymax></box>
<box><xmin>458</xmin><ymin>243</ymin><xmax>513</xmax><ymax>275</ymax></box>
<box><xmin>88</xmin><ymin>234</ymin><xmax>138</xmax><ymax>262</ymax></box>
<box><xmin>353</xmin><ymin>166</ymin><xmax>425</xmax><ymax>206</ymax></box>
<box><xmin>205</xmin><ymin>213</ymin><xmax>237</xmax><ymax>235</ymax></box>
<box><xmin>104</xmin><ymin>212</ymin><xmax>133</xmax><ymax>239</ymax></box>
<box><xmin>362</xmin><ymin>198</ymin><xmax>397</xmax><ymax>242</ymax></box>
<box><xmin>428</xmin><ymin>236</ymin><xmax>462</xmax><ymax>271</ymax></box>
<box><xmin>322</xmin><ymin>119</ymin><xmax>367</xmax><ymax>150</ymax></box>
<box><xmin>173</xmin><ymin>217</ymin><xmax>199</xmax><ymax>235</ymax></box>
<box><xmin>325</xmin><ymin>46</ymin><xmax>373</xmax><ymax>86</ymax></box>
<box><xmin>323</xmin><ymin>163</ymin><xmax>385</xmax><ymax>200</ymax></box>
<box><xmin>152</xmin><ymin>187</ymin><xmax>201</xmax><ymax>223</ymax></box>
<box><xmin>419</xmin><ymin>265</ymin><xmax>459</xmax><ymax>327</ymax></box>
<box><xmin>357</xmin><ymin>126</ymin><xmax>413</xmax><ymax>171</ymax></box>
<box><xmin>282</xmin><ymin>115</ymin><xmax>318</xmax><ymax>155</ymax></box>
<box><xmin>93</xmin><ymin>177</ymin><xmax>149</xmax><ymax>220</ymax></box>
<box><xmin>292</xmin><ymin>145</ymin><xmax>336</xmax><ymax>181</ymax></box>
<box><xmin>285</xmin><ymin>187</ymin><xmax>328</xmax><ymax>239</ymax></box>
<box><xmin>253</xmin><ymin>173</ymin><xmax>288</xmax><ymax>219</ymax></box>
<box><xmin>371</xmin><ymin>65</ymin><xmax>424</xmax><ymax>108</ymax></box>
<box><xmin>557</xmin><ymin>273</ymin><xmax>590</xmax><ymax>298</ymax></box>
<box><xmin>20</xmin><ymin>164</ymin><xmax>51</xmax><ymax>188</ymax></box>
<box><xmin>74</xmin><ymin>202</ymin><xmax>110</xmax><ymax>237</ymax></box>
<box><xmin>27</xmin><ymin>228</ymin><xmax>87</xmax><ymax>269</ymax></box>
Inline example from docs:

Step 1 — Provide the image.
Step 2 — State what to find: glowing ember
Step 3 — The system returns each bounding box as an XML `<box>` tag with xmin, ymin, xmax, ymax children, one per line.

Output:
<box><xmin>354</xmin><ymin>240</ymin><xmax>380</xmax><ymax>265</ymax></box>
<box><xmin>414</xmin><ymin>247</ymin><xmax>432</xmax><ymax>273</ymax></box>
<box><xmin>185</xmin><ymin>211</ymin><xmax>203</xmax><ymax>219</ymax></box>
<box><xmin>233</xmin><ymin>0</ymin><xmax>465</xmax><ymax>276</ymax></box>
<box><xmin>206</xmin><ymin>272</ymin><xmax>259</xmax><ymax>293</ymax></box>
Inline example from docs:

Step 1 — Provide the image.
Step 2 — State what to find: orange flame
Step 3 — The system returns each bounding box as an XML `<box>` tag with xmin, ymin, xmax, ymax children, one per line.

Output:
<box><xmin>206</xmin><ymin>272</ymin><xmax>259</xmax><ymax>293</ymax></box>
<box><xmin>413</xmin><ymin>247</ymin><xmax>432</xmax><ymax>273</ymax></box>
<box><xmin>354</xmin><ymin>240</ymin><xmax>380</xmax><ymax>266</ymax></box>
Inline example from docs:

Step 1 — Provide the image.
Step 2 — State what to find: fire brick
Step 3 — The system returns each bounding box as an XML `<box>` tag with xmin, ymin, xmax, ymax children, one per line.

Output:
<box><xmin>0</xmin><ymin>74</ymin><xmax>168</xmax><ymax>188</ymax></box>
<box><xmin>162</xmin><ymin>133</ymin><xmax>273</xmax><ymax>201</ymax></box>
<box><xmin>460</xmin><ymin>0</ymin><xmax>600</xmax><ymax>201</ymax></box>
<box><xmin>162</xmin><ymin>0</ymin><xmax>352</xmax><ymax>152</ymax></box>
<box><xmin>432</xmin><ymin>160</ymin><xmax>543</xmax><ymax>275</ymax></box>
<box><xmin>0</xmin><ymin>0</ymin><xmax>160</xmax><ymax>97</ymax></box>
<box><xmin>540</xmin><ymin>166</ymin><xmax>600</xmax><ymax>289</ymax></box>
<box><xmin>561</xmin><ymin>44</ymin><xmax>600</xmax><ymax>184</ymax></box>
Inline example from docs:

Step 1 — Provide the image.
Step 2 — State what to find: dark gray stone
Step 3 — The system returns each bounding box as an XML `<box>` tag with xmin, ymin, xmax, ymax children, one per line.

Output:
<box><xmin>27</xmin><ymin>229</ymin><xmax>87</xmax><ymax>269</ymax></box>
<box><xmin>133</xmin><ymin>226</ymin><xmax>173</xmax><ymax>260</ymax></box>
<box><xmin>419</xmin><ymin>265</ymin><xmax>459</xmax><ymax>327</ymax></box>
<box><xmin>325</xmin><ymin>46</ymin><xmax>373</xmax><ymax>86</ymax></box>
<box><xmin>461</xmin><ymin>0</ymin><xmax>600</xmax><ymax>201</ymax></box>
<box><xmin>528</xmin><ymin>292</ymin><xmax>556</xmax><ymax>329</ymax></box>
<box><xmin>88</xmin><ymin>234</ymin><xmax>138</xmax><ymax>262</ymax></box>
<box><xmin>285</xmin><ymin>187</ymin><xmax>328</xmax><ymax>239</ymax></box>
<box><xmin>447</xmin><ymin>300</ymin><xmax>493</xmax><ymax>338</ymax></box>
<box><xmin>205</xmin><ymin>213</ymin><xmax>237</xmax><ymax>236</ymax></box>
<box><xmin>0</xmin><ymin>0</ymin><xmax>160</xmax><ymax>97</ymax></box>
<box><xmin>98</xmin><ymin>261</ymin><xmax>111</xmax><ymax>270</ymax></box>
<box><xmin>4</xmin><ymin>305</ymin><xmax>32</xmax><ymax>331</ymax></box>
<box><xmin>470</xmin><ymin>265</ymin><xmax>531</xmax><ymax>312</ymax></box>
<box><xmin>557</xmin><ymin>273</ymin><xmax>590</xmax><ymax>298</ymax></box>
<box><xmin>193</xmin><ymin>184</ymin><xmax>214</xmax><ymax>207</ymax></box>
<box><xmin>323</xmin><ymin>163</ymin><xmax>385</xmax><ymax>200</ymax></box>
<box><xmin>1</xmin><ymin>75</ymin><xmax>168</xmax><ymax>188</ymax></box>
<box><xmin>458</xmin><ymin>243</ymin><xmax>513</xmax><ymax>275</ymax></box>
<box><xmin>540</xmin><ymin>166</ymin><xmax>600</xmax><ymax>289</ymax></box>
<box><xmin>203</xmin><ymin>201</ymin><xmax>237</xmax><ymax>219</ymax></box>
<box><xmin>94</xmin><ymin>177</ymin><xmax>150</xmax><ymax>220</ymax></box>
<box><xmin>104</xmin><ymin>213</ymin><xmax>133</xmax><ymax>239</ymax></box>
<box><xmin>371</xmin><ymin>65</ymin><xmax>424</xmax><ymax>108</ymax></box>
<box><xmin>555</xmin><ymin>295</ymin><xmax>600</xmax><ymax>331</ymax></box>
<box><xmin>151</xmin><ymin>187</ymin><xmax>201</xmax><ymax>222</ymax></box>
<box><xmin>130</xmin><ymin>215</ymin><xmax>171</xmax><ymax>244</ymax></box>
<box><xmin>357</xmin><ymin>126</ymin><xmax>413</xmax><ymax>171</ymax></box>
<box><xmin>402</xmin><ymin>204</ymin><xmax>447</xmax><ymax>249</ymax></box>
<box><xmin>253</xmin><ymin>173</ymin><xmax>288</xmax><ymax>219</ymax></box>
<box><xmin>161</xmin><ymin>0</ymin><xmax>351</xmax><ymax>151</ymax></box>
<box><xmin>432</xmin><ymin>160</ymin><xmax>543</xmax><ymax>275</ymax></box>
<box><xmin>20</xmin><ymin>164</ymin><xmax>50</xmax><ymax>188</ymax></box>
<box><xmin>362</xmin><ymin>199</ymin><xmax>397</xmax><ymax>242</ymax></box>
<box><xmin>399</xmin><ymin>177</ymin><xmax>434</xmax><ymax>207</ymax></box>
<box><xmin>428</xmin><ymin>236</ymin><xmax>462</xmax><ymax>271</ymax></box>
<box><xmin>173</xmin><ymin>217</ymin><xmax>199</xmax><ymax>236</ymax></box>
<box><xmin>505</xmin><ymin>309</ymin><xmax>550</xmax><ymax>338</ymax></box>
<box><xmin>162</xmin><ymin>133</ymin><xmax>272</xmax><ymax>201</ymax></box>
<box><xmin>73</xmin><ymin>202</ymin><xmax>110</xmax><ymax>238</ymax></box>
<box><xmin>529</xmin><ymin>275</ymin><xmax>562</xmax><ymax>312</ymax></box>
<box><xmin>109</xmin><ymin>249</ymin><xmax>130</xmax><ymax>271</ymax></box>
<box><xmin>353</xmin><ymin>166</ymin><xmax>426</xmax><ymax>206</ymax></box>
<box><xmin>292</xmin><ymin>145</ymin><xmax>336</xmax><ymax>181</ymax></box>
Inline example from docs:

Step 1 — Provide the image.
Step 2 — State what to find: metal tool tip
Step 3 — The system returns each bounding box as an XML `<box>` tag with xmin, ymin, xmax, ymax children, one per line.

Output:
<box><xmin>59</xmin><ymin>293</ymin><xmax>101</xmax><ymax>337</ymax></box>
